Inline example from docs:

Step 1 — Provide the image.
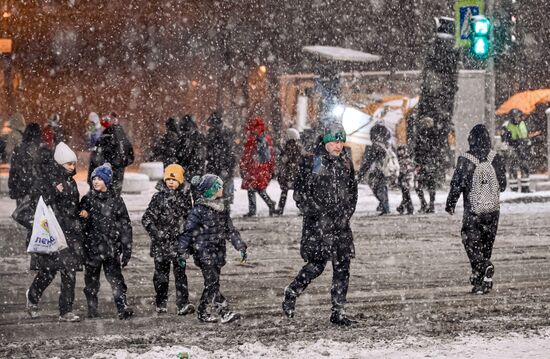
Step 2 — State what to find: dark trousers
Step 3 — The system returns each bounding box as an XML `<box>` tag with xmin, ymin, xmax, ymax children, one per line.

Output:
<box><xmin>247</xmin><ymin>189</ymin><xmax>275</xmax><ymax>214</ymax></box>
<box><xmin>287</xmin><ymin>256</ymin><xmax>351</xmax><ymax>312</ymax></box>
<box><xmin>28</xmin><ymin>267</ymin><xmax>76</xmax><ymax>316</ymax></box>
<box><xmin>153</xmin><ymin>257</ymin><xmax>189</xmax><ymax>309</ymax></box>
<box><xmin>278</xmin><ymin>189</ymin><xmax>289</xmax><ymax>213</ymax></box>
<box><xmin>371</xmin><ymin>182</ymin><xmax>389</xmax><ymax>213</ymax></box>
<box><xmin>461</xmin><ymin>211</ymin><xmax>500</xmax><ymax>281</ymax></box>
<box><xmin>398</xmin><ymin>186</ymin><xmax>413</xmax><ymax>213</ymax></box>
<box><xmin>83</xmin><ymin>257</ymin><xmax>128</xmax><ymax>313</ymax></box>
<box><xmin>197</xmin><ymin>265</ymin><xmax>227</xmax><ymax>315</ymax></box>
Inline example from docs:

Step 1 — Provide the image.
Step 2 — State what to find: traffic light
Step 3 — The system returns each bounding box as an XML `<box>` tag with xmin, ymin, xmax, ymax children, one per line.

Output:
<box><xmin>470</xmin><ymin>15</ymin><xmax>491</xmax><ymax>58</ymax></box>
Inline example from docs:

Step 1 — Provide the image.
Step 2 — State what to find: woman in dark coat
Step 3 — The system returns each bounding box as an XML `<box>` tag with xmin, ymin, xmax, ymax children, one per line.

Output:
<box><xmin>8</xmin><ymin>123</ymin><xmax>42</xmax><ymax>210</ymax></box>
<box><xmin>239</xmin><ymin>117</ymin><xmax>276</xmax><ymax>216</ymax></box>
<box><xmin>26</xmin><ymin>142</ymin><xmax>83</xmax><ymax>322</ymax></box>
<box><xmin>276</xmin><ymin>128</ymin><xmax>304</xmax><ymax>215</ymax></box>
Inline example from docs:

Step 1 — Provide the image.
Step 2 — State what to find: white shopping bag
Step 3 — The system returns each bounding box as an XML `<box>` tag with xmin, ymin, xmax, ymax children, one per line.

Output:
<box><xmin>27</xmin><ymin>196</ymin><xmax>68</xmax><ymax>254</ymax></box>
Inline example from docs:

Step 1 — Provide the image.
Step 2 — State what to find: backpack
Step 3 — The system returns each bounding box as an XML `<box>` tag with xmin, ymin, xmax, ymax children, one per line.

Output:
<box><xmin>381</xmin><ymin>145</ymin><xmax>400</xmax><ymax>178</ymax></box>
<box><xmin>462</xmin><ymin>150</ymin><xmax>500</xmax><ymax>215</ymax></box>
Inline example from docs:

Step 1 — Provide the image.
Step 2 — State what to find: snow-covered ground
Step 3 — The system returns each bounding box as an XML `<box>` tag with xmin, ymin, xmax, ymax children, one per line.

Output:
<box><xmin>2</xmin><ymin>176</ymin><xmax>550</xmax><ymax>359</ymax></box>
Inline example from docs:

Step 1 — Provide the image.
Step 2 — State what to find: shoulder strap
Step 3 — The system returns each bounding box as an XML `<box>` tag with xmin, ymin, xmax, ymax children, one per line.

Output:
<box><xmin>461</xmin><ymin>152</ymin><xmax>479</xmax><ymax>165</ymax></box>
<box><xmin>486</xmin><ymin>150</ymin><xmax>496</xmax><ymax>162</ymax></box>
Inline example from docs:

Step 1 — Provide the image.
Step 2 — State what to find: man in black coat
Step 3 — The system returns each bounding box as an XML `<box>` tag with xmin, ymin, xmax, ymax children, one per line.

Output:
<box><xmin>9</xmin><ymin>123</ymin><xmax>42</xmax><ymax>207</ymax></box>
<box><xmin>151</xmin><ymin>117</ymin><xmax>181</xmax><ymax>167</ymax></box>
<box><xmin>204</xmin><ymin>112</ymin><xmax>237</xmax><ymax>211</ymax></box>
<box><xmin>282</xmin><ymin>121</ymin><xmax>358</xmax><ymax>326</ymax></box>
<box><xmin>88</xmin><ymin>113</ymin><xmax>134</xmax><ymax>196</ymax></box>
<box><xmin>446</xmin><ymin>124</ymin><xmax>507</xmax><ymax>295</ymax></box>
<box><xmin>177</xmin><ymin>114</ymin><xmax>206</xmax><ymax>182</ymax></box>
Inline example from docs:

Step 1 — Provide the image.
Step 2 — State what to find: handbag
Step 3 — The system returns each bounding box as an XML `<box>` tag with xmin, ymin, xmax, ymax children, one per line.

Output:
<box><xmin>11</xmin><ymin>195</ymin><xmax>34</xmax><ymax>229</ymax></box>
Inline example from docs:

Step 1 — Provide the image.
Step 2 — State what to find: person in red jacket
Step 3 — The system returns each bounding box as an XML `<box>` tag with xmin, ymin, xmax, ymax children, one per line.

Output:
<box><xmin>239</xmin><ymin>117</ymin><xmax>276</xmax><ymax>217</ymax></box>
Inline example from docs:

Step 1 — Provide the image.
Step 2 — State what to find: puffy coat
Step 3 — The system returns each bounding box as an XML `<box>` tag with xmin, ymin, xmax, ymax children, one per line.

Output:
<box><xmin>88</xmin><ymin>124</ymin><xmax>134</xmax><ymax>185</ymax></box>
<box><xmin>142</xmin><ymin>181</ymin><xmax>193</xmax><ymax>258</ymax></box>
<box><xmin>80</xmin><ymin>188</ymin><xmax>132</xmax><ymax>267</ymax></box>
<box><xmin>177</xmin><ymin>198</ymin><xmax>246</xmax><ymax>267</ymax></box>
<box><xmin>294</xmin><ymin>144</ymin><xmax>357</xmax><ymax>262</ymax></box>
<box><xmin>151</xmin><ymin>117</ymin><xmax>181</xmax><ymax>167</ymax></box>
<box><xmin>240</xmin><ymin>117</ymin><xmax>275</xmax><ymax>190</ymax></box>
<box><xmin>357</xmin><ymin>142</ymin><xmax>386</xmax><ymax>185</ymax></box>
<box><xmin>177</xmin><ymin>115</ymin><xmax>206</xmax><ymax>180</ymax></box>
<box><xmin>205</xmin><ymin>125</ymin><xmax>236</xmax><ymax>180</ymax></box>
<box><xmin>31</xmin><ymin>163</ymin><xmax>84</xmax><ymax>272</ymax></box>
<box><xmin>8</xmin><ymin>124</ymin><xmax>42</xmax><ymax>200</ymax></box>
<box><xmin>277</xmin><ymin>139</ymin><xmax>303</xmax><ymax>190</ymax></box>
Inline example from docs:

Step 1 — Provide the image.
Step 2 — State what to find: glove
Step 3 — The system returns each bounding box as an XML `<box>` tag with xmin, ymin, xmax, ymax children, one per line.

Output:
<box><xmin>445</xmin><ymin>206</ymin><xmax>455</xmax><ymax>215</ymax></box>
<box><xmin>177</xmin><ymin>255</ymin><xmax>187</xmax><ymax>269</ymax></box>
<box><xmin>240</xmin><ymin>249</ymin><xmax>247</xmax><ymax>263</ymax></box>
<box><xmin>121</xmin><ymin>251</ymin><xmax>131</xmax><ymax>268</ymax></box>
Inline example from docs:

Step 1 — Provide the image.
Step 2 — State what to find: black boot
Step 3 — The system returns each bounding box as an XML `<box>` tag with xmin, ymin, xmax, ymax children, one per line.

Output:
<box><xmin>118</xmin><ymin>306</ymin><xmax>134</xmax><ymax>320</ymax></box>
<box><xmin>330</xmin><ymin>310</ymin><xmax>357</xmax><ymax>326</ymax></box>
<box><xmin>396</xmin><ymin>202</ymin><xmax>404</xmax><ymax>215</ymax></box>
<box><xmin>197</xmin><ymin>310</ymin><xmax>218</xmax><ymax>323</ymax></box>
<box><xmin>282</xmin><ymin>287</ymin><xmax>297</xmax><ymax>318</ymax></box>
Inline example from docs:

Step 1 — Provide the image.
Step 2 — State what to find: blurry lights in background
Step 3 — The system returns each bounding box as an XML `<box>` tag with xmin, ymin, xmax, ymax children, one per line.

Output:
<box><xmin>191</xmin><ymin>80</ymin><xmax>198</xmax><ymax>87</ymax></box>
<box><xmin>258</xmin><ymin>65</ymin><xmax>267</xmax><ymax>75</ymax></box>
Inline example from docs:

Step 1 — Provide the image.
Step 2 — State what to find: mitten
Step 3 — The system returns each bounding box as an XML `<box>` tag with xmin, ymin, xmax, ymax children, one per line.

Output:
<box><xmin>240</xmin><ymin>249</ymin><xmax>247</xmax><ymax>263</ymax></box>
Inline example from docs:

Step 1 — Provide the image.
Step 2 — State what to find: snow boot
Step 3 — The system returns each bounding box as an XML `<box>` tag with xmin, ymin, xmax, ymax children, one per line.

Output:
<box><xmin>59</xmin><ymin>312</ymin><xmax>81</xmax><ymax>322</ymax></box>
<box><xmin>197</xmin><ymin>310</ymin><xmax>218</xmax><ymax>323</ymax></box>
<box><xmin>243</xmin><ymin>212</ymin><xmax>257</xmax><ymax>218</ymax></box>
<box><xmin>470</xmin><ymin>271</ymin><xmax>483</xmax><ymax>295</ymax></box>
<box><xmin>220</xmin><ymin>311</ymin><xmax>242</xmax><ymax>324</ymax></box>
<box><xmin>118</xmin><ymin>306</ymin><xmax>134</xmax><ymax>320</ymax></box>
<box><xmin>25</xmin><ymin>289</ymin><xmax>39</xmax><ymax>319</ymax></box>
<box><xmin>88</xmin><ymin>305</ymin><xmax>100</xmax><ymax>318</ymax></box>
<box><xmin>330</xmin><ymin>310</ymin><xmax>357</xmax><ymax>326</ymax></box>
<box><xmin>177</xmin><ymin>303</ymin><xmax>196</xmax><ymax>316</ymax></box>
<box><xmin>282</xmin><ymin>287</ymin><xmax>297</xmax><ymax>318</ymax></box>
<box><xmin>481</xmin><ymin>264</ymin><xmax>495</xmax><ymax>294</ymax></box>
<box><xmin>155</xmin><ymin>305</ymin><xmax>168</xmax><ymax>314</ymax></box>
<box><xmin>406</xmin><ymin>202</ymin><xmax>414</xmax><ymax>215</ymax></box>
<box><xmin>426</xmin><ymin>202</ymin><xmax>435</xmax><ymax>213</ymax></box>
<box><xmin>396</xmin><ymin>203</ymin><xmax>405</xmax><ymax>215</ymax></box>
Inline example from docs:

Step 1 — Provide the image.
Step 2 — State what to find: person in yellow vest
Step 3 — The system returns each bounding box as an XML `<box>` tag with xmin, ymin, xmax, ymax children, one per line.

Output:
<box><xmin>502</xmin><ymin>109</ymin><xmax>531</xmax><ymax>192</ymax></box>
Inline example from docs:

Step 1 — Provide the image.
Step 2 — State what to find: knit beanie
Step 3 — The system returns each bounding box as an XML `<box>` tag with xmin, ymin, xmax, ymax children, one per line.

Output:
<box><xmin>91</xmin><ymin>163</ymin><xmax>113</xmax><ymax>185</ymax></box>
<box><xmin>286</xmin><ymin>128</ymin><xmax>300</xmax><ymax>141</ymax></box>
<box><xmin>164</xmin><ymin>164</ymin><xmax>185</xmax><ymax>184</ymax></box>
<box><xmin>322</xmin><ymin>121</ymin><xmax>346</xmax><ymax>144</ymax></box>
<box><xmin>191</xmin><ymin>174</ymin><xmax>224</xmax><ymax>199</ymax></box>
<box><xmin>53</xmin><ymin>141</ymin><xmax>77</xmax><ymax>165</ymax></box>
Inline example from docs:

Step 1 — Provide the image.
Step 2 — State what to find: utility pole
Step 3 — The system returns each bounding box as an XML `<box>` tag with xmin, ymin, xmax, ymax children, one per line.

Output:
<box><xmin>485</xmin><ymin>0</ymin><xmax>496</xmax><ymax>138</ymax></box>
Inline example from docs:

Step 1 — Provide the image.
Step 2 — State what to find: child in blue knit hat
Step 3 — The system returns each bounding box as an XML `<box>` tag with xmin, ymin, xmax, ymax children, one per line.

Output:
<box><xmin>79</xmin><ymin>162</ymin><xmax>134</xmax><ymax>320</ymax></box>
<box><xmin>177</xmin><ymin>174</ymin><xmax>247</xmax><ymax>323</ymax></box>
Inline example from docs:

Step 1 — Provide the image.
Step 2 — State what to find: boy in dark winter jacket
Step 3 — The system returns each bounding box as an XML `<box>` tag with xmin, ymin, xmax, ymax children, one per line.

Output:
<box><xmin>80</xmin><ymin>163</ymin><xmax>134</xmax><ymax>319</ymax></box>
<box><xmin>396</xmin><ymin>145</ymin><xmax>415</xmax><ymax>215</ymax></box>
<box><xmin>275</xmin><ymin>128</ymin><xmax>304</xmax><ymax>215</ymax></box>
<box><xmin>283</xmin><ymin>121</ymin><xmax>358</xmax><ymax>326</ymax></box>
<box><xmin>446</xmin><ymin>124</ymin><xmax>507</xmax><ymax>295</ymax></box>
<box><xmin>142</xmin><ymin>164</ymin><xmax>194</xmax><ymax>315</ymax></box>
<box><xmin>177</xmin><ymin>174</ymin><xmax>247</xmax><ymax>323</ymax></box>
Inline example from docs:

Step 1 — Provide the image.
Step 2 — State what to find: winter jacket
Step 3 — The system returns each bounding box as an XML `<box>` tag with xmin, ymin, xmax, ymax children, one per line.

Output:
<box><xmin>175</xmin><ymin>116</ymin><xmax>206</xmax><ymax>181</ymax></box>
<box><xmin>80</xmin><ymin>188</ymin><xmax>132</xmax><ymax>267</ymax></box>
<box><xmin>88</xmin><ymin>124</ymin><xmax>134</xmax><ymax>184</ymax></box>
<box><xmin>151</xmin><ymin>118</ymin><xmax>181</xmax><ymax>167</ymax></box>
<box><xmin>205</xmin><ymin>125</ymin><xmax>236</xmax><ymax>181</ymax></box>
<box><xmin>357</xmin><ymin>142</ymin><xmax>386</xmax><ymax>185</ymax></box>
<box><xmin>142</xmin><ymin>181</ymin><xmax>193</xmax><ymax>258</ymax></box>
<box><xmin>446</xmin><ymin>125</ymin><xmax>507</xmax><ymax>217</ymax></box>
<box><xmin>5</xmin><ymin>113</ymin><xmax>26</xmax><ymax>163</ymax></box>
<box><xmin>294</xmin><ymin>144</ymin><xmax>357</xmax><ymax>262</ymax></box>
<box><xmin>30</xmin><ymin>163</ymin><xmax>84</xmax><ymax>272</ymax></box>
<box><xmin>8</xmin><ymin>124</ymin><xmax>42</xmax><ymax>200</ymax></box>
<box><xmin>177</xmin><ymin>198</ymin><xmax>246</xmax><ymax>267</ymax></box>
<box><xmin>277</xmin><ymin>139</ymin><xmax>303</xmax><ymax>190</ymax></box>
<box><xmin>240</xmin><ymin>117</ymin><xmax>275</xmax><ymax>190</ymax></box>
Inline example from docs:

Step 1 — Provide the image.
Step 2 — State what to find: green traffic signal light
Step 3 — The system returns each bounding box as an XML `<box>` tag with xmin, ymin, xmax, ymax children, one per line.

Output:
<box><xmin>472</xmin><ymin>37</ymin><xmax>490</xmax><ymax>57</ymax></box>
<box><xmin>470</xmin><ymin>15</ymin><xmax>491</xmax><ymax>58</ymax></box>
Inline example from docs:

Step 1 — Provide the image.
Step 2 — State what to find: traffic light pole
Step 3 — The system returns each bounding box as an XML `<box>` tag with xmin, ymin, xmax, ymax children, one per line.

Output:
<box><xmin>485</xmin><ymin>0</ymin><xmax>496</xmax><ymax>138</ymax></box>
